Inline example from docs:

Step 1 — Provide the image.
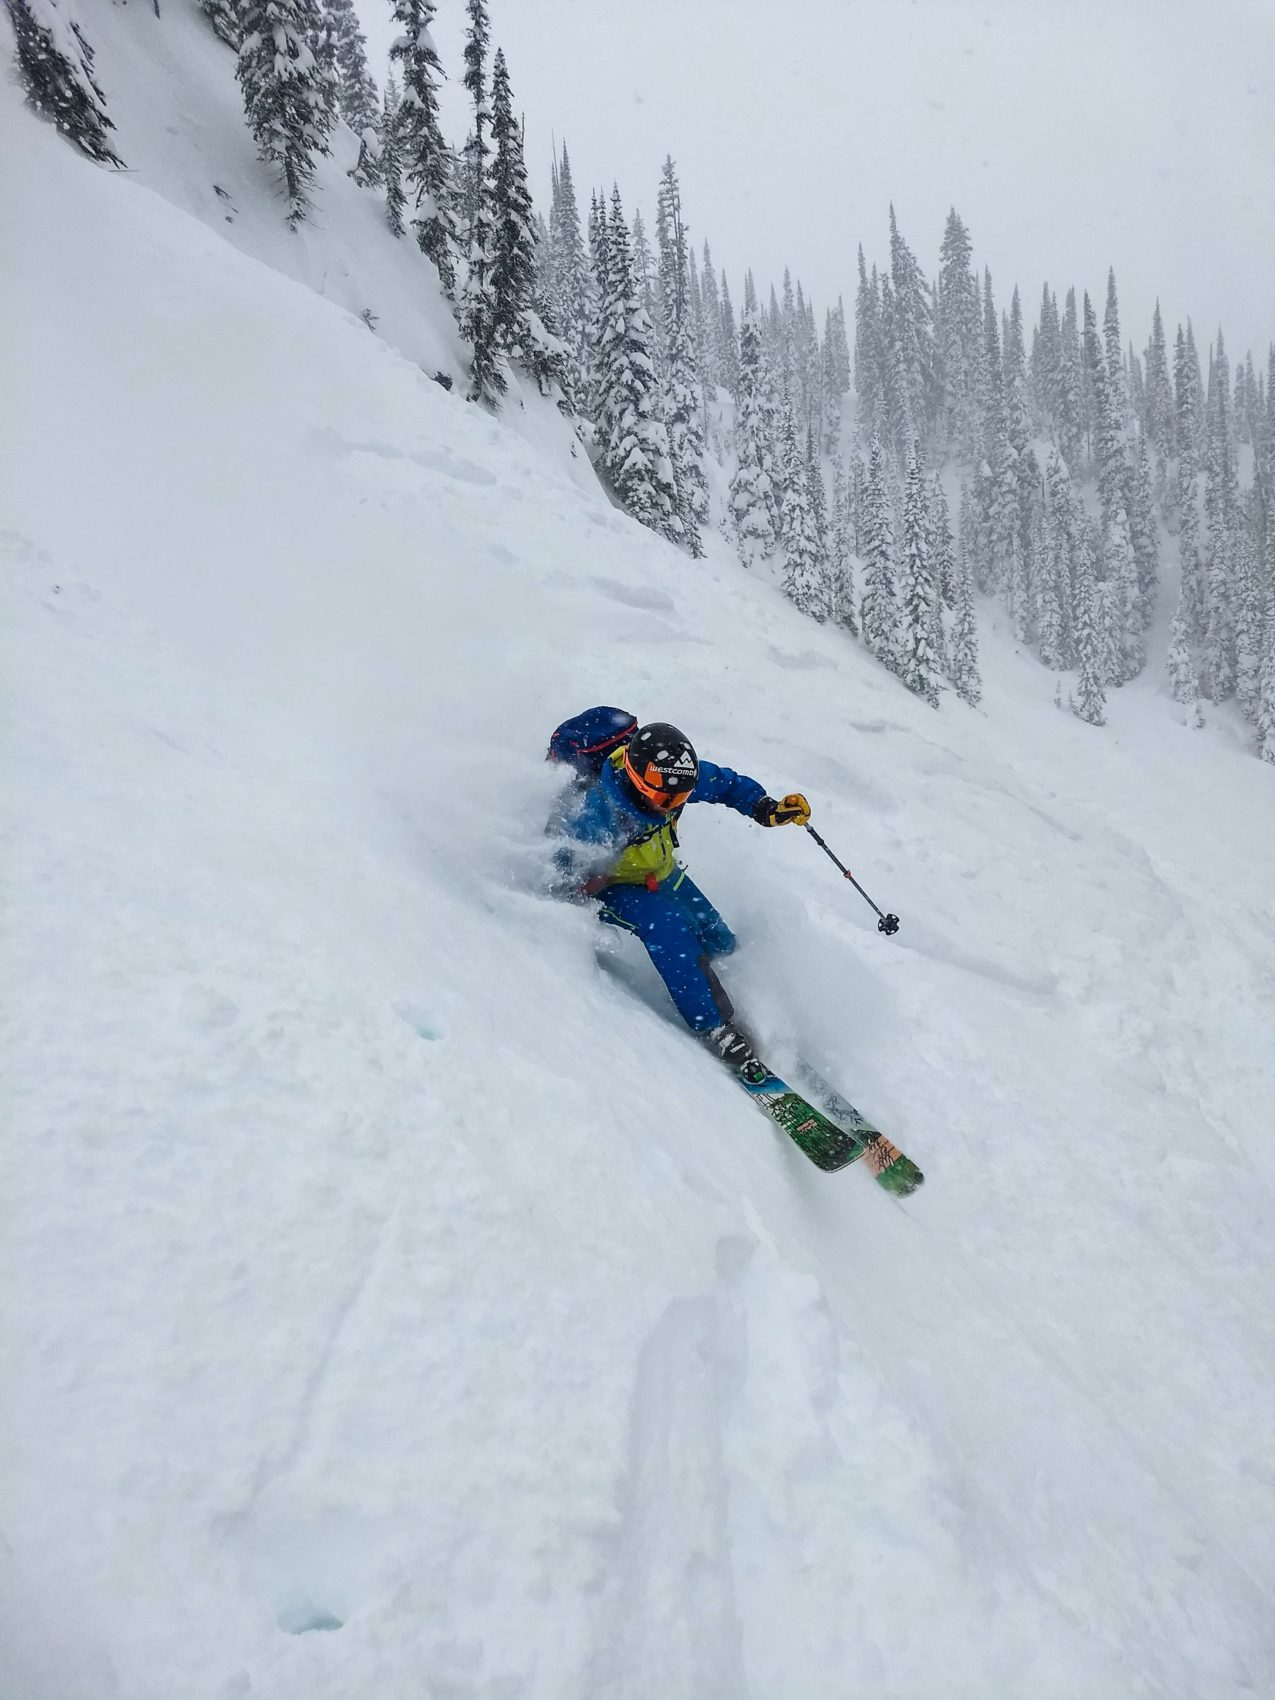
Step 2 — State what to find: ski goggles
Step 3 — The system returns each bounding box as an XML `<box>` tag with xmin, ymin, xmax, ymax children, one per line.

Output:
<box><xmin>623</xmin><ymin>751</ymin><xmax>696</xmax><ymax>812</ymax></box>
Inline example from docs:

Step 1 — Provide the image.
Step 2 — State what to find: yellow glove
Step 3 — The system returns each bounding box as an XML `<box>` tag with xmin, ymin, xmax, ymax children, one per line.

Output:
<box><xmin>753</xmin><ymin>792</ymin><xmax>811</xmax><ymax>827</ymax></box>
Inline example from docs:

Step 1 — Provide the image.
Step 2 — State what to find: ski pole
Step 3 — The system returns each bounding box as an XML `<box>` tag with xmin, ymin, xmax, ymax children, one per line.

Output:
<box><xmin>805</xmin><ymin>824</ymin><xmax>901</xmax><ymax>935</ymax></box>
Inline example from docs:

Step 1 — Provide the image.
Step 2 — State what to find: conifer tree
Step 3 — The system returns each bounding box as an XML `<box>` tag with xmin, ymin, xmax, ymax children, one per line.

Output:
<box><xmin>1257</xmin><ymin>614</ymin><xmax>1275</xmax><ymax>762</ymax></box>
<box><xmin>455</xmin><ymin>0</ymin><xmax>504</xmax><ymax>405</ymax></box>
<box><xmin>456</xmin><ymin>0</ymin><xmax>490</xmax><ymax>242</ymax></box>
<box><xmin>936</xmin><ymin>210</ymin><xmax>982</xmax><ymax>461</ymax></box>
<box><xmin>1202</xmin><ymin>336</ymin><xmax>1238</xmax><ymax>697</ymax></box>
<box><xmin>1144</xmin><ymin>301</ymin><xmax>1175</xmax><ymax>463</ymax></box>
<box><xmin>655</xmin><ymin>158</ymin><xmax>707</xmax><ymax>553</ymax></box>
<box><xmin>1108</xmin><ymin>503</ymin><xmax>1145</xmax><ymax>680</ymax></box>
<box><xmin>698</xmin><ymin>243</ymin><xmax>724</xmax><ymax>392</ymax></box>
<box><xmin>237</xmin><ymin>0</ymin><xmax>333</xmax><ymax>227</ymax></box>
<box><xmin>828</xmin><ymin>461</ymin><xmax>858</xmax><ymax>634</ymax></box>
<box><xmin>547</xmin><ymin>145</ymin><xmax>590</xmax><ymax>398</ymax></box>
<box><xmin>928</xmin><ymin>474</ymin><xmax>956</xmax><ymax>609</ymax></box>
<box><xmin>199</xmin><ymin>0</ymin><xmax>242</xmax><ymax>50</ymax></box>
<box><xmin>584</xmin><ymin>191</ymin><xmax>611</xmax><ymax>422</ymax></box>
<box><xmin>778</xmin><ymin>400</ymin><xmax>823</xmax><ymax>616</ymax></box>
<box><xmin>861</xmin><ymin>436</ymin><xmax>900</xmax><ymax>670</ymax></box>
<box><xmin>488</xmin><ymin>51</ymin><xmax>535</xmax><ymax>356</ymax></box>
<box><xmin>889</xmin><ymin>206</ymin><xmax>935</xmax><ymax>447</ymax></box>
<box><xmin>950</xmin><ymin>488</ymin><xmax>982</xmax><ymax>705</ymax></box>
<box><xmin>1032</xmin><ymin>285</ymin><xmax>1062</xmax><ymax>436</ymax></box>
<box><xmin>349</xmin><ymin>113</ymin><xmax>382</xmax><ymax>189</ymax></box>
<box><xmin>1071</xmin><ymin>536</ymin><xmax>1108</xmax><ymax>726</ymax></box>
<box><xmin>631</xmin><ymin>210</ymin><xmax>662</xmax><ymax>377</ymax></box>
<box><xmin>1126</xmin><ymin>432</ymin><xmax>1158</xmax><ymax>626</ymax></box>
<box><xmin>729</xmin><ymin>308</ymin><xmax>777</xmax><ymax>568</ymax></box>
<box><xmin>1057</xmin><ymin>287</ymin><xmax>1085</xmax><ymax>471</ymax></box>
<box><xmin>1039</xmin><ymin>451</ymin><xmax>1076</xmax><ymax>668</ymax></box>
<box><xmin>1103</xmin><ymin>268</ymin><xmax>1127</xmax><ymax>420</ymax></box>
<box><xmin>10</xmin><ymin>0</ymin><xmax>123</xmax><ymax>165</ymax></box>
<box><xmin>854</xmin><ymin>249</ymin><xmax>886</xmax><ymax>443</ymax></box>
<box><xmin>718</xmin><ymin>270</ymin><xmax>740</xmax><ymax>395</ymax></box>
<box><xmin>1083</xmin><ymin>291</ymin><xmax>1126</xmax><ymax>532</ymax></box>
<box><xmin>1166</xmin><ymin>595</ymin><xmax>1200</xmax><ymax>721</ymax></box>
<box><xmin>899</xmin><ymin>444</ymin><xmax>941</xmax><ymax>703</ymax></box>
<box><xmin>390</xmin><ymin>0</ymin><xmax>457</xmax><ymax>294</ymax></box>
<box><xmin>376</xmin><ymin>77</ymin><xmax>407</xmax><ymax>236</ymax></box>
<box><xmin>1234</xmin><ymin>531</ymin><xmax>1265</xmax><ymax>723</ymax></box>
<box><xmin>596</xmin><ymin>191</ymin><xmax>681</xmax><ymax>542</ymax></box>
<box><xmin>1175</xmin><ymin>322</ymin><xmax>1205</xmax><ymax>457</ymax></box>
<box><xmin>323</xmin><ymin>0</ymin><xmax>378</xmax><ymax>130</ymax></box>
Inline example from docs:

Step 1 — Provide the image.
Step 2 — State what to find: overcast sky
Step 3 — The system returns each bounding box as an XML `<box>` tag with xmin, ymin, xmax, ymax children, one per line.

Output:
<box><xmin>360</xmin><ymin>0</ymin><xmax>1274</xmax><ymax>365</ymax></box>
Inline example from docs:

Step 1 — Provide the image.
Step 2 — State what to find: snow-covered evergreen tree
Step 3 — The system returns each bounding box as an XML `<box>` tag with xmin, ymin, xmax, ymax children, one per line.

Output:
<box><xmin>888</xmin><ymin>206</ymin><xmax>935</xmax><ymax>451</ymax></box>
<box><xmin>1144</xmin><ymin>301</ymin><xmax>1175</xmax><ymax>463</ymax></box>
<box><xmin>828</xmin><ymin>461</ymin><xmax>857</xmax><ymax>634</ymax></box>
<box><xmin>1126</xmin><ymin>431</ymin><xmax>1158</xmax><ymax>627</ymax></box>
<box><xmin>324</xmin><ymin>0</ymin><xmax>377</xmax><ymax>133</ymax></box>
<box><xmin>237</xmin><ymin>0</ymin><xmax>333</xmax><ymax>227</ymax></box>
<box><xmin>596</xmin><ymin>191</ymin><xmax>681</xmax><ymax>542</ymax></box>
<box><xmin>199</xmin><ymin>0</ymin><xmax>242</xmax><ymax>50</ymax></box>
<box><xmin>455</xmin><ymin>0</ymin><xmax>490</xmax><ymax>243</ymax></box>
<box><xmin>455</xmin><ymin>0</ymin><xmax>503</xmax><ymax>406</ymax></box>
<box><xmin>1201</xmin><ymin>337</ymin><xmax>1239</xmax><ymax>698</ymax></box>
<box><xmin>10</xmin><ymin>0</ymin><xmax>123</xmax><ymax>165</ymax></box>
<box><xmin>936</xmin><ymin>209</ymin><xmax>981</xmax><ymax>462</ymax></box>
<box><xmin>1057</xmin><ymin>287</ymin><xmax>1085</xmax><ymax>472</ymax></box>
<box><xmin>1257</xmin><ymin>611</ymin><xmax>1275</xmax><ymax>762</ymax></box>
<box><xmin>1038</xmin><ymin>451</ymin><xmax>1077</xmax><ymax>669</ymax></box>
<box><xmin>349</xmin><ymin>116</ymin><xmax>382</xmax><ymax>189</ymax></box>
<box><xmin>487</xmin><ymin>52</ymin><xmax>534</xmax><ymax>354</ymax></box>
<box><xmin>1083</xmin><ymin>290</ymin><xmax>1126</xmax><ymax>532</ymax></box>
<box><xmin>950</xmin><ymin>488</ymin><xmax>982</xmax><ymax>705</ymax></box>
<box><xmin>1103</xmin><ymin>268</ymin><xmax>1127</xmax><ymax>420</ymax></box>
<box><xmin>928</xmin><ymin>474</ymin><xmax>956</xmax><ymax>609</ymax></box>
<box><xmin>860</xmin><ymin>436</ymin><xmax>899</xmax><ymax>670</ymax></box>
<box><xmin>729</xmin><ymin>307</ymin><xmax>777</xmax><ymax>568</ymax></box>
<box><xmin>546</xmin><ymin>145</ymin><xmax>589</xmax><ymax>400</ymax></box>
<box><xmin>778</xmin><ymin>400</ymin><xmax>823</xmax><ymax>616</ymax></box>
<box><xmin>1071</xmin><ymin>535</ymin><xmax>1108</xmax><ymax>726</ymax></box>
<box><xmin>898</xmin><ymin>444</ymin><xmax>941</xmax><ymax>704</ymax></box>
<box><xmin>378</xmin><ymin>77</ymin><xmax>407</xmax><ymax>236</ymax></box>
<box><xmin>1234</xmin><ymin>530</ymin><xmax>1265</xmax><ymax>723</ymax></box>
<box><xmin>1108</xmin><ymin>502</ymin><xmax>1145</xmax><ymax>681</ymax></box>
<box><xmin>854</xmin><ymin>248</ymin><xmax>886</xmax><ymax>443</ymax></box>
<box><xmin>654</xmin><ymin>158</ymin><xmax>706</xmax><ymax>554</ymax></box>
<box><xmin>390</xmin><ymin>0</ymin><xmax>457</xmax><ymax>295</ymax></box>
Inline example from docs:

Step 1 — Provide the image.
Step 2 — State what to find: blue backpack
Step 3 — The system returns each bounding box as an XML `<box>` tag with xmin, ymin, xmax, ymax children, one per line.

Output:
<box><xmin>547</xmin><ymin>706</ymin><xmax>637</xmax><ymax>781</ymax></box>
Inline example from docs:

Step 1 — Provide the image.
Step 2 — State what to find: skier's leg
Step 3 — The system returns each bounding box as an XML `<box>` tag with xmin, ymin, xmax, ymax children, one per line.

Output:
<box><xmin>599</xmin><ymin>883</ymin><xmax>733</xmax><ymax>1031</ymax></box>
<box><xmin>666</xmin><ymin>868</ymin><xmax>738</xmax><ymax>957</ymax></box>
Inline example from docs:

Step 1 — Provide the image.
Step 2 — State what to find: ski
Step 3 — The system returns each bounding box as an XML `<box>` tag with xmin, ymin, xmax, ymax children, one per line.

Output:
<box><xmin>792</xmin><ymin>1062</ymin><xmax>924</xmax><ymax>1197</ymax></box>
<box><xmin>734</xmin><ymin>1061</ymin><xmax>924</xmax><ymax>1194</ymax></box>
<box><xmin>737</xmin><ymin>1067</ymin><xmax>869</xmax><ymax>1172</ymax></box>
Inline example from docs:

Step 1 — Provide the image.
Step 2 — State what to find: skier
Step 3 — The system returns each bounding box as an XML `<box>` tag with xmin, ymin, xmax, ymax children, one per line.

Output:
<box><xmin>548</xmin><ymin>714</ymin><xmax>810</xmax><ymax>1080</ymax></box>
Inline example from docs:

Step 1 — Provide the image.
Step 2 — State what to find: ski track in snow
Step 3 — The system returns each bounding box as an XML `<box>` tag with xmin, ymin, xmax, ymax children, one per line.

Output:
<box><xmin>4</xmin><ymin>14</ymin><xmax>1275</xmax><ymax>1699</ymax></box>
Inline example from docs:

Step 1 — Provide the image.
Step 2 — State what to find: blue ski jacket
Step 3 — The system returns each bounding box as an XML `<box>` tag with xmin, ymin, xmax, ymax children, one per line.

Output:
<box><xmin>553</xmin><ymin>747</ymin><xmax>766</xmax><ymax>895</ymax></box>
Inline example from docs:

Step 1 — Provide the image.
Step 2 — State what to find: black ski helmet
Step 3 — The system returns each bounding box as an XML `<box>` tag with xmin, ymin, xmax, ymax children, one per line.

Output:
<box><xmin>623</xmin><ymin>722</ymin><xmax>699</xmax><ymax>808</ymax></box>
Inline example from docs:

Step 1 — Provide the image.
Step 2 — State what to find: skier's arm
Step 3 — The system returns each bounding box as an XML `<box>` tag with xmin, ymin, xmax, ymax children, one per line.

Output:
<box><xmin>691</xmin><ymin>762</ymin><xmax>810</xmax><ymax>827</ymax></box>
<box><xmin>690</xmin><ymin>760</ymin><xmax>769</xmax><ymax>817</ymax></box>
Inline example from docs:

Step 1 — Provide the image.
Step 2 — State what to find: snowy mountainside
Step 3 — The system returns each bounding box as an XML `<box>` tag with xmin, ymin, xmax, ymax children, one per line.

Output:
<box><xmin>4</xmin><ymin>19</ymin><xmax>1275</xmax><ymax>1700</ymax></box>
<box><xmin>65</xmin><ymin>0</ymin><xmax>591</xmax><ymax>490</ymax></box>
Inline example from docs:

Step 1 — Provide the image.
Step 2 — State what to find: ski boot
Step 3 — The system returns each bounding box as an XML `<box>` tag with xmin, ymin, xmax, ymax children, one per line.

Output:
<box><xmin>706</xmin><ymin>1023</ymin><xmax>769</xmax><ymax>1087</ymax></box>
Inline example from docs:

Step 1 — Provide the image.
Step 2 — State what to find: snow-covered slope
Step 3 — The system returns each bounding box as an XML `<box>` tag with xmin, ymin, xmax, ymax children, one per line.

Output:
<box><xmin>3</xmin><ymin>20</ymin><xmax>1275</xmax><ymax>1700</ymax></box>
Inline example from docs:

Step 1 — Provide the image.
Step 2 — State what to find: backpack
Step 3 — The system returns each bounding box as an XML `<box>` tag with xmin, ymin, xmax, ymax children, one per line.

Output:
<box><xmin>546</xmin><ymin>706</ymin><xmax>637</xmax><ymax>782</ymax></box>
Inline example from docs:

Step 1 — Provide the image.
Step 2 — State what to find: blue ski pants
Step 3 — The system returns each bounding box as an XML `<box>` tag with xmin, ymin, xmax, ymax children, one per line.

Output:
<box><xmin>599</xmin><ymin>868</ymin><xmax>737</xmax><ymax>1031</ymax></box>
